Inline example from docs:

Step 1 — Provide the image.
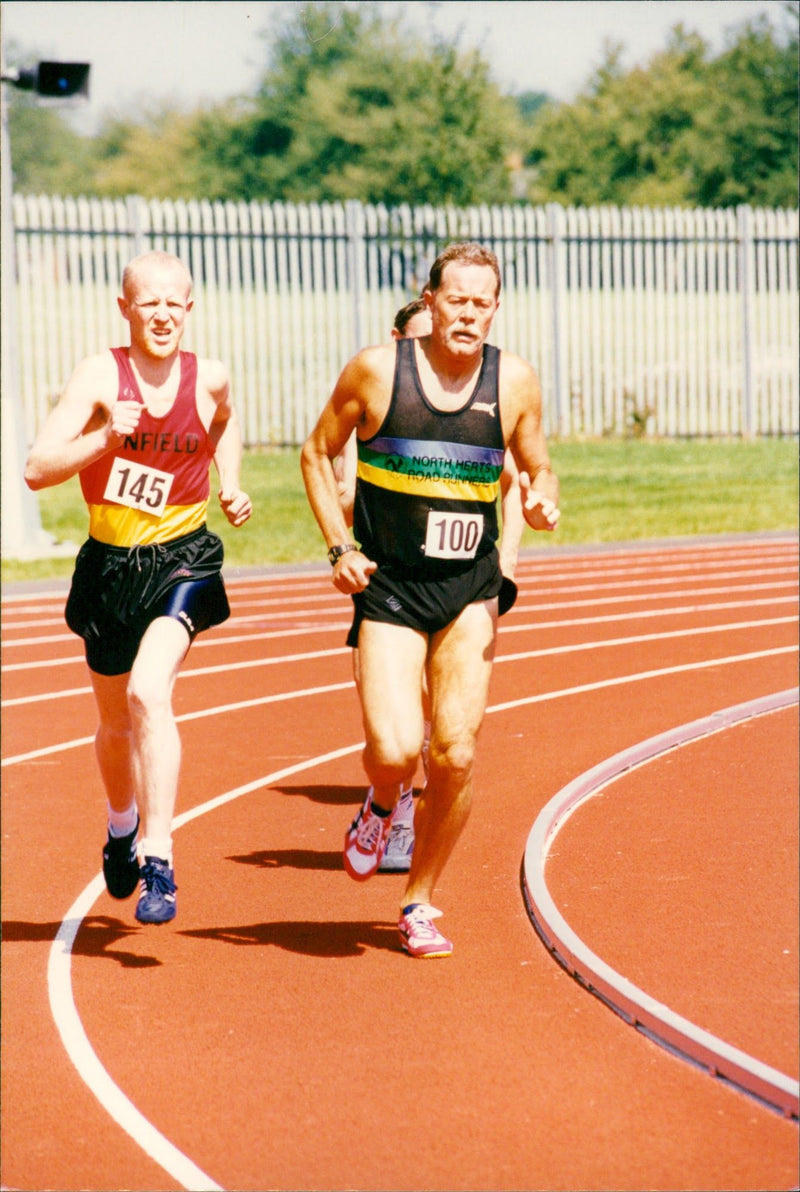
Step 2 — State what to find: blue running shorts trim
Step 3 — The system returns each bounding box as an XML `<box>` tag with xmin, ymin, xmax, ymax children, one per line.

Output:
<box><xmin>65</xmin><ymin>527</ymin><xmax>230</xmax><ymax>676</ymax></box>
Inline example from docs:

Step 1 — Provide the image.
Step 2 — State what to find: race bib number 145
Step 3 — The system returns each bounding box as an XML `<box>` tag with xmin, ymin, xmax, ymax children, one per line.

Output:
<box><xmin>424</xmin><ymin>510</ymin><xmax>484</xmax><ymax>559</ymax></box>
<box><xmin>103</xmin><ymin>458</ymin><xmax>175</xmax><ymax>517</ymax></box>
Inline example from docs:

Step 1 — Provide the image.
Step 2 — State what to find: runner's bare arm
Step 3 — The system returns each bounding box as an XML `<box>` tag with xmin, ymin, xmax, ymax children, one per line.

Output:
<box><xmin>502</xmin><ymin>354</ymin><xmax>560</xmax><ymax>532</ymax></box>
<box><xmin>498</xmin><ymin>453</ymin><xmax>524</xmax><ymax>578</ymax></box>
<box><xmin>24</xmin><ymin>353</ymin><xmax>141</xmax><ymax>490</ymax></box>
<box><xmin>301</xmin><ymin>348</ymin><xmax>391</xmax><ymax>591</ymax></box>
<box><xmin>204</xmin><ymin>359</ymin><xmax>252</xmax><ymax>528</ymax></box>
<box><xmin>333</xmin><ymin>433</ymin><xmax>358</xmax><ymax>527</ymax></box>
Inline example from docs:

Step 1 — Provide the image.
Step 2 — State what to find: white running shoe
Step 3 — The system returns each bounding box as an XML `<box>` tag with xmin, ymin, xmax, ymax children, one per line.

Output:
<box><xmin>379</xmin><ymin>820</ymin><xmax>415</xmax><ymax>872</ymax></box>
<box><xmin>343</xmin><ymin>788</ymin><xmax>392</xmax><ymax>881</ymax></box>
<box><xmin>399</xmin><ymin>903</ymin><xmax>453</xmax><ymax>958</ymax></box>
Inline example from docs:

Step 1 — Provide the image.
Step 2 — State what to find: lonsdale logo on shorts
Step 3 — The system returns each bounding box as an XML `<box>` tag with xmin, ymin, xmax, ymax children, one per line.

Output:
<box><xmin>177</xmin><ymin>609</ymin><xmax>195</xmax><ymax>634</ymax></box>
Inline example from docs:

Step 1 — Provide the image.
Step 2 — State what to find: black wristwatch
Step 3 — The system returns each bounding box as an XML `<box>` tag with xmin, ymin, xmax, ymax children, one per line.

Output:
<box><xmin>327</xmin><ymin>543</ymin><xmax>359</xmax><ymax>566</ymax></box>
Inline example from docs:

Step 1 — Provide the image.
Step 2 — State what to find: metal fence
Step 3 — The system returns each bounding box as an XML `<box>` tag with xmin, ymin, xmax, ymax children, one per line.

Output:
<box><xmin>11</xmin><ymin>194</ymin><xmax>799</xmax><ymax>444</ymax></box>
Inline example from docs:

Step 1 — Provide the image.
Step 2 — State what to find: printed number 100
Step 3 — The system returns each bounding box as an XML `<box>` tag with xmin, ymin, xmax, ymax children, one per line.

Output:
<box><xmin>433</xmin><ymin>517</ymin><xmax>479</xmax><ymax>553</ymax></box>
<box><xmin>424</xmin><ymin>510</ymin><xmax>484</xmax><ymax>559</ymax></box>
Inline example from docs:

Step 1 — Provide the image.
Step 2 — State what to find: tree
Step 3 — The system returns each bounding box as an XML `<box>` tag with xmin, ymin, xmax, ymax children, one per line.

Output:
<box><xmin>690</xmin><ymin>15</ymin><xmax>799</xmax><ymax>206</ymax></box>
<box><xmin>524</xmin><ymin>15</ymin><xmax>798</xmax><ymax>208</ymax></box>
<box><xmin>242</xmin><ymin>1</ymin><xmax>525</xmax><ymax>205</ymax></box>
<box><xmin>6</xmin><ymin>3</ymin><xmax>796</xmax><ymax>208</ymax></box>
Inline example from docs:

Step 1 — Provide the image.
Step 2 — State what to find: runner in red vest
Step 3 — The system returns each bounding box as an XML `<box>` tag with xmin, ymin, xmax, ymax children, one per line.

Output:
<box><xmin>25</xmin><ymin>250</ymin><xmax>252</xmax><ymax>924</ymax></box>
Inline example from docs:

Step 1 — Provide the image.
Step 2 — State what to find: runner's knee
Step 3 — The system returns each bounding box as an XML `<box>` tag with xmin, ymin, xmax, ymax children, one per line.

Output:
<box><xmin>363</xmin><ymin>738</ymin><xmax>419</xmax><ymax>786</ymax></box>
<box><xmin>126</xmin><ymin>667</ymin><xmax>173</xmax><ymax>723</ymax></box>
<box><xmin>428</xmin><ymin>732</ymin><xmax>476</xmax><ymax>783</ymax></box>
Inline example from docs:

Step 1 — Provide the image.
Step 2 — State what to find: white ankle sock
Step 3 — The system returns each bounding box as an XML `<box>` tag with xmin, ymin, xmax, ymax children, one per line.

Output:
<box><xmin>107</xmin><ymin>801</ymin><xmax>138</xmax><ymax>838</ymax></box>
<box><xmin>139</xmin><ymin>836</ymin><xmax>173</xmax><ymax>864</ymax></box>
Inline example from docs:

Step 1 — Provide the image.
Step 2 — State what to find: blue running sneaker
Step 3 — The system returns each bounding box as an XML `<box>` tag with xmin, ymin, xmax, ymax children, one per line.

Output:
<box><xmin>102</xmin><ymin>818</ymin><xmax>140</xmax><ymax>899</ymax></box>
<box><xmin>135</xmin><ymin>857</ymin><xmax>177</xmax><ymax>924</ymax></box>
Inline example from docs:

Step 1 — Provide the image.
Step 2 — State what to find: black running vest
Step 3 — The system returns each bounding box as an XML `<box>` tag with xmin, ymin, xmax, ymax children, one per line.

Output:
<box><xmin>353</xmin><ymin>338</ymin><xmax>505</xmax><ymax>573</ymax></box>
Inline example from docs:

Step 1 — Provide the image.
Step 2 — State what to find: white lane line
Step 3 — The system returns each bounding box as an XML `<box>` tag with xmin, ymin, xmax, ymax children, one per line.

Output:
<box><xmin>486</xmin><ymin>646</ymin><xmax>795</xmax><ymax>716</ymax></box>
<box><xmin>3</xmin><ymin>536</ymin><xmax>796</xmax><ymax>609</ymax></box>
<box><xmin>46</xmin><ymin>669</ymin><xmax>800</xmax><ymax>1189</ymax></box>
<box><xmin>48</xmin><ymin>742</ymin><xmax>363</xmax><ymax>1192</ymax></box>
<box><xmin>1</xmin><ymin>681</ymin><xmax>354</xmax><ymax>767</ymax></box>
<box><xmin>4</xmin><ymin>586</ymin><xmax>797</xmax><ymax>670</ymax></box>
<box><xmin>521</xmin><ymin>688</ymin><xmax>800</xmax><ymax>1120</ymax></box>
<box><xmin>7</xmin><ymin>576</ymin><xmax>795</xmax><ymax>653</ymax></box>
<box><xmin>4</xmin><ymin>646</ymin><xmax>796</xmax><ymax>768</ymax></box>
<box><xmin>4</xmin><ymin>615</ymin><xmax>796</xmax><ymax>705</ymax></box>
<box><xmin>3</xmin><ymin>609</ymin><xmax>797</xmax><ymax>706</ymax></box>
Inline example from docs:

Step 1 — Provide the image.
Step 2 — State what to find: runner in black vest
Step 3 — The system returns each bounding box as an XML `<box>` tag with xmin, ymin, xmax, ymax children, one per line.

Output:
<box><xmin>301</xmin><ymin>241</ymin><xmax>560</xmax><ymax>958</ymax></box>
<box><xmin>334</xmin><ymin>297</ymin><xmax>524</xmax><ymax>874</ymax></box>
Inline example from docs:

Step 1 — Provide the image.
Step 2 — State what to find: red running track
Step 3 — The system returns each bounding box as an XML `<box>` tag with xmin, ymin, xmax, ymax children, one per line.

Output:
<box><xmin>2</xmin><ymin>533</ymin><xmax>798</xmax><ymax>1191</ymax></box>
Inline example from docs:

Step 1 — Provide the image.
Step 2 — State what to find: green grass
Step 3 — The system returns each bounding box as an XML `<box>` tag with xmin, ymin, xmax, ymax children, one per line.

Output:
<box><xmin>2</xmin><ymin>439</ymin><xmax>797</xmax><ymax>585</ymax></box>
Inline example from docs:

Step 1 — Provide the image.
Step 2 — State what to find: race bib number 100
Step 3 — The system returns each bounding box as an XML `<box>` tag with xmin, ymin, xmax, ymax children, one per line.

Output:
<box><xmin>424</xmin><ymin>510</ymin><xmax>484</xmax><ymax>560</ymax></box>
<box><xmin>103</xmin><ymin>458</ymin><xmax>175</xmax><ymax>517</ymax></box>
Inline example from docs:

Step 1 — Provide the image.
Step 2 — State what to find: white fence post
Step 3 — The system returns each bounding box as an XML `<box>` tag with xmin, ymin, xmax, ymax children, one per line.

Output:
<box><xmin>125</xmin><ymin>194</ymin><xmax>147</xmax><ymax>258</ymax></box>
<box><xmin>737</xmin><ymin>204</ymin><xmax>755</xmax><ymax>438</ymax></box>
<box><xmin>345</xmin><ymin>199</ymin><xmax>366</xmax><ymax>360</ymax></box>
<box><xmin>7</xmin><ymin>198</ymin><xmax>799</xmax><ymax>451</ymax></box>
<box><xmin>546</xmin><ymin>202</ymin><xmax>566</xmax><ymax>436</ymax></box>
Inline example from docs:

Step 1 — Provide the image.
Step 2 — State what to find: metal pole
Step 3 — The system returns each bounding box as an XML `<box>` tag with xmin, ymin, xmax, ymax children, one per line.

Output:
<box><xmin>1</xmin><ymin>82</ymin><xmax>71</xmax><ymax>558</ymax></box>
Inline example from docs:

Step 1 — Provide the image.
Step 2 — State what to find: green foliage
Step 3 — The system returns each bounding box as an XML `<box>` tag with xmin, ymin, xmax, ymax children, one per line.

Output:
<box><xmin>524</xmin><ymin>15</ymin><xmax>799</xmax><ymax>208</ymax></box>
<box><xmin>243</xmin><ymin>2</ymin><xmax>525</xmax><ymax>204</ymax></box>
<box><xmin>5</xmin><ymin>3</ymin><xmax>797</xmax><ymax>208</ymax></box>
<box><xmin>692</xmin><ymin>18</ymin><xmax>800</xmax><ymax>206</ymax></box>
<box><xmin>7</xmin><ymin>99</ymin><xmax>96</xmax><ymax>195</ymax></box>
<box><xmin>87</xmin><ymin>102</ymin><xmax>266</xmax><ymax>201</ymax></box>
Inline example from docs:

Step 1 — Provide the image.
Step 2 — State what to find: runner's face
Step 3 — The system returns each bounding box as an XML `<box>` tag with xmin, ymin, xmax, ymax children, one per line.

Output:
<box><xmin>429</xmin><ymin>263</ymin><xmax>499</xmax><ymax>358</ymax></box>
<box><xmin>120</xmin><ymin>265</ymin><xmax>193</xmax><ymax>359</ymax></box>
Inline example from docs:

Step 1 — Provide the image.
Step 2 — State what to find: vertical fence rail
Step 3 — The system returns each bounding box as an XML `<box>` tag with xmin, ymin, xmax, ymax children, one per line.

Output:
<box><xmin>10</xmin><ymin>196</ymin><xmax>799</xmax><ymax>447</ymax></box>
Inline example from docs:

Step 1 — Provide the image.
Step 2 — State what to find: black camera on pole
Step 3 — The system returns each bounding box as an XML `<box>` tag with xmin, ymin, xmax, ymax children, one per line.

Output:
<box><xmin>6</xmin><ymin>61</ymin><xmax>91</xmax><ymax>103</ymax></box>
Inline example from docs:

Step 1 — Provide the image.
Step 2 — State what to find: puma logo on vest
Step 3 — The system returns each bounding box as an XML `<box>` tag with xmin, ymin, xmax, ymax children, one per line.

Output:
<box><xmin>473</xmin><ymin>401</ymin><xmax>497</xmax><ymax>415</ymax></box>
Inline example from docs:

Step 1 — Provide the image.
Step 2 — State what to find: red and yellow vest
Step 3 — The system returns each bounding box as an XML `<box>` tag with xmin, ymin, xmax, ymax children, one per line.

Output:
<box><xmin>79</xmin><ymin>348</ymin><xmax>215</xmax><ymax>546</ymax></box>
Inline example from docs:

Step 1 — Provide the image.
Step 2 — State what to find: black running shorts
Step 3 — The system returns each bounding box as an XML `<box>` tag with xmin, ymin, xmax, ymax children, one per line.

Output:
<box><xmin>65</xmin><ymin>527</ymin><xmax>230</xmax><ymax>675</ymax></box>
<box><xmin>346</xmin><ymin>551</ymin><xmax>503</xmax><ymax>649</ymax></box>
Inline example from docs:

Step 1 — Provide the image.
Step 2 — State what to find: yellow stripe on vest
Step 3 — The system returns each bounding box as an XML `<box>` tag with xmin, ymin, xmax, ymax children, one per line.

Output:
<box><xmin>356</xmin><ymin>459</ymin><xmax>499</xmax><ymax>504</ymax></box>
<box><xmin>87</xmin><ymin>500</ymin><xmax>209</xmax><ymax>546</ymax></box>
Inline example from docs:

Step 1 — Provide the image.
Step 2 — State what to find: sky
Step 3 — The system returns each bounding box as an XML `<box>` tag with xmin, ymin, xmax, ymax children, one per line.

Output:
<box><xmin>1</xmin><ymin>0</ymin><xmax>790</xmax><ymax>133</ymax></box>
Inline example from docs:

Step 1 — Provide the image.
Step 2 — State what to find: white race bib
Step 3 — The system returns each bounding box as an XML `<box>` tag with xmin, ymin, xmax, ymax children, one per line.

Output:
<box><xmin>424</xmin><ymin>510</ymin><xmax>484</xmax><ymax>560</ymax></box>
<box><xmin>103</xmin><ymin>458</ymin><xmax>174</xmax><ymax>517</ymax></box>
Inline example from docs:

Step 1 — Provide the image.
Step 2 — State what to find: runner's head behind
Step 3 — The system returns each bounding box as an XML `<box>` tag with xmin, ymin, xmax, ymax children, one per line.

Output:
<box><xmin>392</xmin><ymin>296</ymin><xmax>432</xmax><ymax>341</ymax></box>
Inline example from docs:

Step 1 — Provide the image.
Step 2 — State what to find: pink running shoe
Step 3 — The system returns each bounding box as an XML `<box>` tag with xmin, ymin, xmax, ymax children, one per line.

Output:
<box><xmin>344</xmin><ymin>789</ymin><xmax>392</xmax><ymax>881</ymax></box>
<box><xmin>399</xmin><ymin>903</ymin><xmax>453</xmax><ymax>958</ymax></box>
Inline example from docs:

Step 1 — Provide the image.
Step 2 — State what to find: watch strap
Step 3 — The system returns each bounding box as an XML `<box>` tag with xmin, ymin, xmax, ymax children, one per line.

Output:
<box><xmin>327</xmin><ymin>543</ymin><xmax>359</xmax><ymax>566</ymax></box>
